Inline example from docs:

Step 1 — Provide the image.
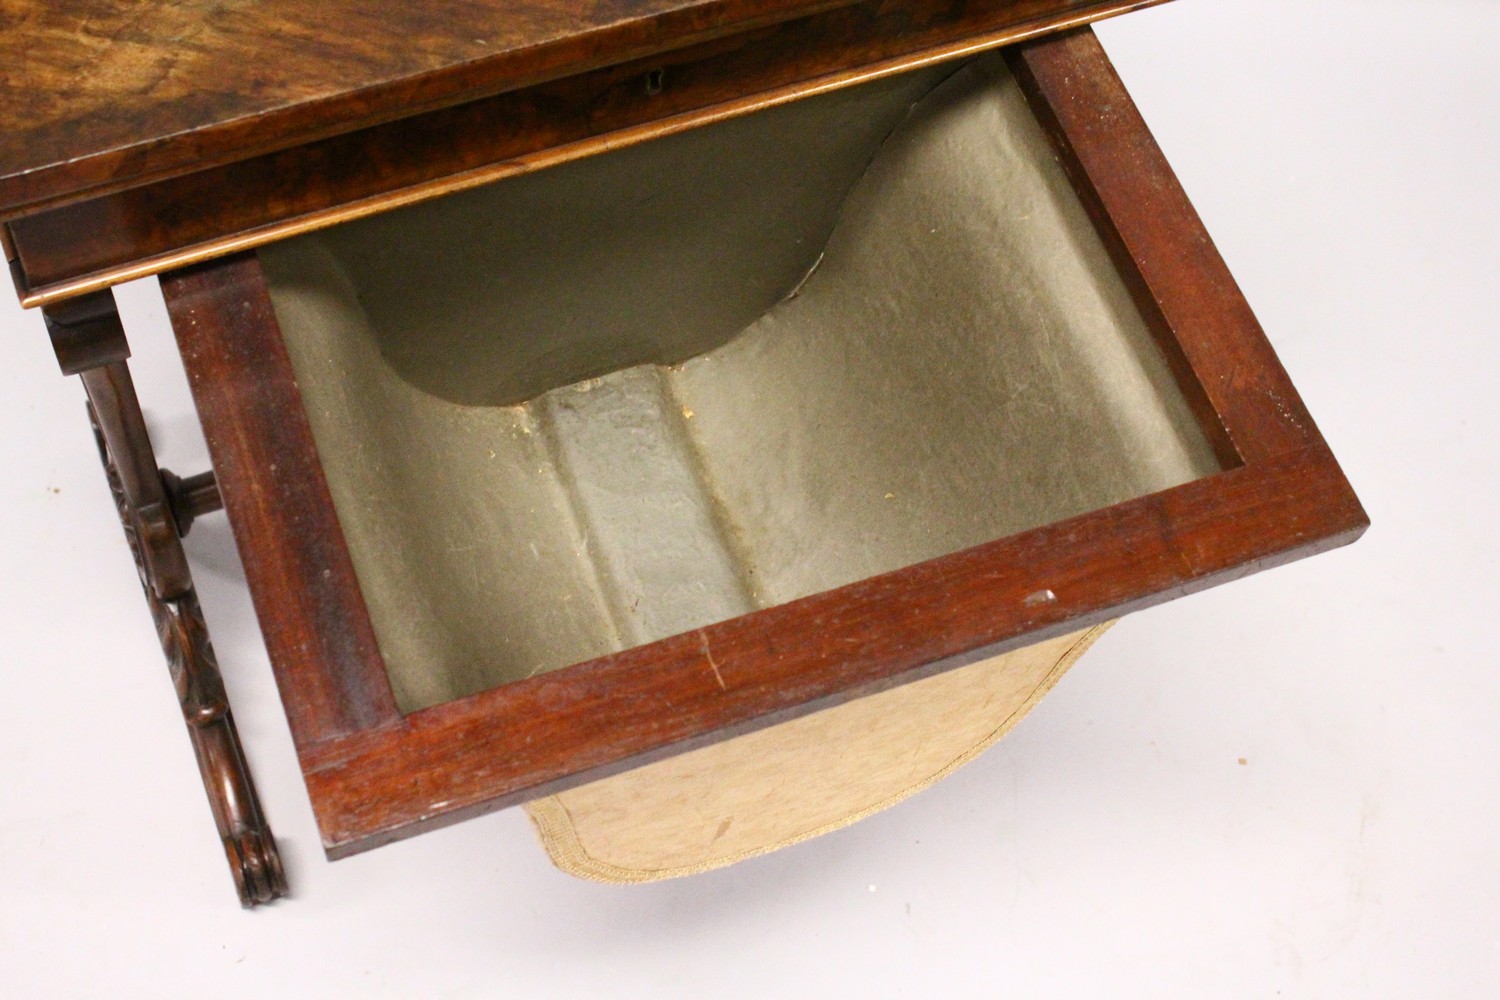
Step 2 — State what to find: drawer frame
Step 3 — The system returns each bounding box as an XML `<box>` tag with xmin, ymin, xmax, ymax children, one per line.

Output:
<box><xmin>152</xmin><ymin>28</ymin><xmax>1367</xmax><ymax>863</ymax></box>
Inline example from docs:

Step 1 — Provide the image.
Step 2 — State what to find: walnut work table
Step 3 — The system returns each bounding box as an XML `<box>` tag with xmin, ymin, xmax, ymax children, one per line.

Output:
<box><xmin>1</xmin><ymin>0</ymin><xmax>1366</xmax><ymax>907</ymax></box>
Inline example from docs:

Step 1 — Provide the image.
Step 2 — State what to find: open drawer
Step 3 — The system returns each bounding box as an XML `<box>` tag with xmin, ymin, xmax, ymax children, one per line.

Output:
<box><xmin>154</xmin><ymin>29</ymin><xmax>1365</xmax><ymax>875</ymax></box>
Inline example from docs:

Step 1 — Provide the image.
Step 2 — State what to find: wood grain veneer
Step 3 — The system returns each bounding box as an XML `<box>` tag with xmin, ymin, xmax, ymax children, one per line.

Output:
<box><xmin>0</xmin><ymin>0</ymin><xmax>848</xmax><ymax>214</ymax></box>
<box><xmin>0</xmin><ymin>0</ymin><xmax>1158</xmax><ymax>218</ymax></box>
<box><xmin>4</xmin><ymin>0</ymin><xmax>1167</xmax><ymax>306</ymax></box>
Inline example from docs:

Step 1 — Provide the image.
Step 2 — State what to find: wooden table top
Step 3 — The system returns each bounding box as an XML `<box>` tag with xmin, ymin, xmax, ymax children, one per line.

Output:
<box><xmin>0</xmin><ymin>0</ymin><xmax>857</xmax><ymax>215</ymax></box>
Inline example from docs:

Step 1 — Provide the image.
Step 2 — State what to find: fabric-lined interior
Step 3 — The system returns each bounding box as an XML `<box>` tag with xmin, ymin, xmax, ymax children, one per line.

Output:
<box><xmin>261</xmin><ymin>53</ymin><xmax>1220</xmax><ymax>713</ymax></box>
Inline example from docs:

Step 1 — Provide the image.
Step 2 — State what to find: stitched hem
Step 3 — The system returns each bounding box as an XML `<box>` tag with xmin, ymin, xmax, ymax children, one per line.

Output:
<box><xmin>525</xmin><ymin>622</ymin><xmax>1114</xmax><ymax>883</ymax></box>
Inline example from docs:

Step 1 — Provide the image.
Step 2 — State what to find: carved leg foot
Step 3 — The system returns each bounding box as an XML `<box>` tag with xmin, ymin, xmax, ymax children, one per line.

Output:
<box><xmin>87</xmin><ymin>389</ymin><xmax>290</xmax><ymax>907</ymax></box>
<box><xmin>44</xmin><ymin>289</ymin><xmax>287</xmax><ymax>907</ymax></box>
<box><xmin>164</xmin><ymin>582</ymin><xmax>291</xmax><ymax>907</ymax></box>
<box><xmin>89</xmin><ymin>397</ymin><xmax>289</xmax><ymax>907</ymax></box>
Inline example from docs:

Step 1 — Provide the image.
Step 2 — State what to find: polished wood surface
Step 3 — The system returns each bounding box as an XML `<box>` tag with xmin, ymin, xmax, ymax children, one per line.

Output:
<box><xmin>160</xmin><ymin>27</ymin><xmax>1367</xmax><ymax>858</ymax></box>
<box><xmin>0</xmin><ymin>0</ymin><xmax>840</xmax><ymax>214</ymax></box>
<box><xmin>5</xmin><ymin>0</ymin><xmax>1166</xmax><ymax>307</ymax></box>
<box><xmin>0</xmin><ymin>0</ymin><xmax>1155</xmax><ymax>221</ymax></box>
<box><xmin>161</xmin><ymin>257</ymin><xmax>401</xmax><ymax>751</ymax></box>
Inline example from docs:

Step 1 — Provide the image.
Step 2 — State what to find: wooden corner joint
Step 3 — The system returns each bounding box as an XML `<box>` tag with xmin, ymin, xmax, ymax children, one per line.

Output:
<box><xmin>41</xmin><ymin>289</ymin><xmax>287</xmax><ymax>908</ymax></box>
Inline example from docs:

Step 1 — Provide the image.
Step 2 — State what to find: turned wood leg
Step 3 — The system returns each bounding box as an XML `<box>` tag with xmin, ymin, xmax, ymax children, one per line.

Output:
<box><xmin>44</xmin><ymin>290</ymin><xmax>288</xmax><ymax>908</ymax></box>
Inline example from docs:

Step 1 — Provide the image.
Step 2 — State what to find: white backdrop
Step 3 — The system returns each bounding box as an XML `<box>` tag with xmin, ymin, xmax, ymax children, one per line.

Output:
<box><xmin>3</xmin><ymin>2</ymin><xmax>1496</xmax><ymax>995</ymax></box>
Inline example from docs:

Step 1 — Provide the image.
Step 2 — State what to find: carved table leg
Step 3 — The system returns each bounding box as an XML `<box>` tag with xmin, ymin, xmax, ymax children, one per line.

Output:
<box><xmin>44</xmin><ymin>291</ymin><xmax>287</xmax><ymax>908</ymax></box>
